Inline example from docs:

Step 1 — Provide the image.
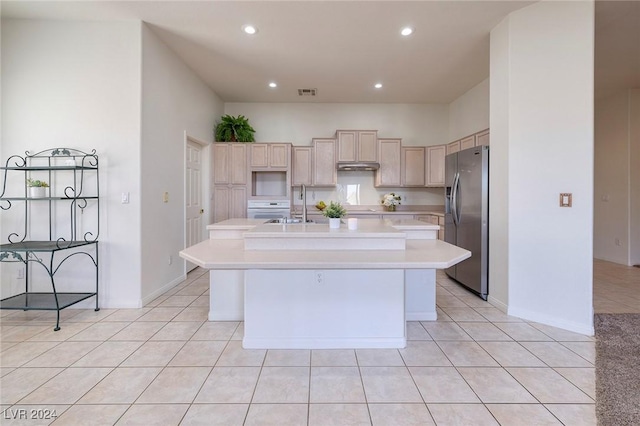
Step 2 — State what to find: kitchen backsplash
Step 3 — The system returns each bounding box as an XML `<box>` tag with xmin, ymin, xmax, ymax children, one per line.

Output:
<box><xmin>292</xmin><ymin>171</ymin><xmax>444</xmax><ymax>206</ymax></box>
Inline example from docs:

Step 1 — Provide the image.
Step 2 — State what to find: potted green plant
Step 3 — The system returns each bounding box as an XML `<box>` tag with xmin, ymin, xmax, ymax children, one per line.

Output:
<box><xmin>214</xmin><ymin>114</ymin><xmax>256</xmax><ymax>142</ymax></box>
<box><xmin>27</xmin><ymin>178</ymin><xmax>49</xmax><ymax>198</ymax></box>
<box><xmin>322</xmin><ymin>201</ymin><xmax>347</xmax><ymax>229</ymax></box>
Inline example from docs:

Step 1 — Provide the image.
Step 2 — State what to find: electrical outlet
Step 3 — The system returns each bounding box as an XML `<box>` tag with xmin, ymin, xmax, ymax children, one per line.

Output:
<box><xmin>168</xmin><ymin>255</ymin><xmax>173</xmax><ymax>265</ymax></box>
<box><xmin>615</xmin><ymin>238</ymin><xmax>621</xmax><ymax>247</ymax></box>
<box><xmin>314</xmin><ymin>271</ymin><xmax>323</xmax><ymax>285</ymax></box>
<box><xmin>163</xmin><ymin>192</ymin><xmax>169</xmax><ymax>203</ymax></box>
<box><xmin>121</xmin><ymin>192</ymin><xmax>130</xmax><ymax>204</ymax></box>
<box><xmin>17</xmin><ymin>268</ymin><xmax>25</xmax><ymax>279</ymax></box>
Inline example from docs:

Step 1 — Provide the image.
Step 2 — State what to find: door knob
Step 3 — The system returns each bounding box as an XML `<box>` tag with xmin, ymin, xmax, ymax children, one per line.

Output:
<box><xmin>200</xmin><ymin>209</ymin><xmax>204</xmax><ymax>214</ymax></box>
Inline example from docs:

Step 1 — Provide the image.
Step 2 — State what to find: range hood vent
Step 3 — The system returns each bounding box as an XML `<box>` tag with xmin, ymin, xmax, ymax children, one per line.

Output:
<box><xmin>337</xmin><ymin>162</ymin><xmax>380</xmax><ymax>171</ymax></box>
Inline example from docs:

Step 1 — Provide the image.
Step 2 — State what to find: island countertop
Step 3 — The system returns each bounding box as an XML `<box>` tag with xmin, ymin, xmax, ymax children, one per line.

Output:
<box><xmin>180</xmin><ymin>238</ymin><xmax>469</xmax><ymax>270</ymax></box>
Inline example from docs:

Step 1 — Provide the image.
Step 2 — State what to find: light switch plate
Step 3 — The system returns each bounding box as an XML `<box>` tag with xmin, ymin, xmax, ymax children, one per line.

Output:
<box><xmin>560</xmin><ymin>193</ymin><xmax>572</xmax><ymax>207</ymax></box>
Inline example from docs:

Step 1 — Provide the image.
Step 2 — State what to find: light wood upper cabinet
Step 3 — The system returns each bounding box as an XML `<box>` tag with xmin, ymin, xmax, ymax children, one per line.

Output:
<box><xmin>357</xmin><ymin>131</ymin><xmax>378</xmax><ymax>162</ymax></box>
<box><xmin>447</xmin><ymin>140</ymin><xmax>461</xmax><ymax>155</ymax></box>
<box><xmin>476</xmin><ymin>129</ymin><xmax>490</xmax><ymax>146</ymax></box>
<box><xmin>460</xmin><ymin>135</ymin><xmax>475</xmax><ymax>151</ymax></box>
<box><xmin>426</xmin><ymin>144</ymin><xmax>446</xmax><ymax>187</ymax></box>
<box><xmin>292</xmin><ymin>146</ymin><xmax>313</xmax><ymax>186</ymax></box>
<box><xmin>313</xmin><ymin>139</ymin><xmax>337</xmax><ymax>186</ymax></box>
<box><xmin>375</xmin><ymin>139</ymin><xmax>401</xmax><ymax>187</ymax></box>
<box><xmin>401</xmin><ymin>147</ymin><xmax>426</xmax><ymax>187</ymax></box>
<box><xmin>336</xmin><ymin>131</ymin><xmax>357</xmax><ymax>162</ymax></box>
<box><xmin>249</xmin><ymin>143</ymin><xmax>290</xmax><ymax>169</ymax></box>
<box><xmin>336</xmin><ymin>130</ymin><xmax>378</xmax><ymax>163</ymax></box>
<box><xmin>214</xmin><ymin>143</ymin><xmax>247</xmax><ymax>185</ymax></box>
<box><xmin>249</xmin><ymin>144</ymin><xmax>269</xmax><ymax>168</ymax></box>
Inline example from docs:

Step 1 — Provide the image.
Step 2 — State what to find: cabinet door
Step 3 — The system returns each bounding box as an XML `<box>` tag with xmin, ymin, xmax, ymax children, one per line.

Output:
<box><xmin>447</xmin><ymin>140</ymin><xmax>461</xmax><ymax>155</ymax></box>
<box><xmin>460</xmin><ymin>135</ymin><xmax>476</xmax><ymax>151</ymax></box>
<box><xmin>476</xmin><ymin>129</ymin><xmax>490</xmax><ymax>146</ymax></box>
<box><xmin>313</xmin><ymin>139</ymin><xmax>337</xmax><ymax>186</ymax></box>
<box><xmin>426</xmin><ymin>145</ymin><xmax>446</xmax><ymax>187</ymax></box>
<box><xmin>230</xmin><ymin>186</ymin><xmax>247</xmax><ymax>219</ymax></box>
<box><xmin>375</xmin><ymin>139</ymin><xmax>401</xmax><ymax>187</ymax></box>
<box><xmin>213</xmin><ymin>186</ymin><xmax>230</xmax><ymax>223</ymax></box>
<box><xmin>292</xmin><ymin>147</ymin><xmax>313</xmax><ymax>186</ymax></box>
<box><xmin>336</xmin><ymin>131</ymin><xmax>357</xmax><ymax>162</ymax></box>
<box><xmin>213</xmin><ymin>144</ymin><xmax>230</xmax><ymax>184</ymax></box>
<box><xmin>269</xmin><ymin>143</ymin><xmax>290</xmax><ymax>168</ymax></box>
<box><xmin>416</xmin><ymin>214</ymin><xmax>439</xmax><ymax>225</ymax></box>
<box><xmin>249</xmin><ymin>144</ymin><xmax>269</xmax><ymax>168</ymax></box>
<box><xmin>401</xmin><ymin>147</ymin><xmax>425</xmax><ymax>187</ymax></box>
<box><xmin>230</xmin><ymin>144</ymin><xmax>247</xmax><ymax>185</ymax></box>
<box><xmin>358</xmin><ymin>131</ymin><xmax>378</xmax><ymax>162</ymax></box>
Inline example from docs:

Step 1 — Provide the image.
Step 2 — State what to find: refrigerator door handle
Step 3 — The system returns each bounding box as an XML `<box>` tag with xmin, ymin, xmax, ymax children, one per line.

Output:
<box><xmin>455</xmin><ymin>172</ymin><xmax>462</xmax><ymax>225</ymax></box>
<box><xmin>451</xmin><ymin>172</ymin><xmax>460</xmax><ymax>226</ymax></box>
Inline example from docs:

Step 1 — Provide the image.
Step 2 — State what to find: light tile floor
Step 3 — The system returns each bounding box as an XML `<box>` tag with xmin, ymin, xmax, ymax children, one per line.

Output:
<box><xmin>1</xmin><ymin>260</ymin><xmax>635</xmax><ymax>425</ymax></box>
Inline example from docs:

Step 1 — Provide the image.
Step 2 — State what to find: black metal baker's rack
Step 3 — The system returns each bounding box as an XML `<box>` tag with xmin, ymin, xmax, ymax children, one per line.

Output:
<box><xmin>0</xmin><ymin>148</ymin><xmax>99</xmax><ymax>330</ymax></box>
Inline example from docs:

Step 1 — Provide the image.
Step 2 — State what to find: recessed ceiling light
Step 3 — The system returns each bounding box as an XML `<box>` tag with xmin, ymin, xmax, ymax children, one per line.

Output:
<box><xmin>269</xmin><ymin>82</ymin><xmax>277</xmax><ymax>88</ymax></box>
<box><xmin>400</xmin><ymin>26</ymin><xmax>414</xmax><ymax>36</ymax></box>
<box><xmin>242</xmin><ymin>25</ymin><xmax>258</xmax><ymax>35</ymax></box>
<box><xmin>374</xmin><ymin>83</ymin><xmax>383</xmax><ymax>89</ymax></box>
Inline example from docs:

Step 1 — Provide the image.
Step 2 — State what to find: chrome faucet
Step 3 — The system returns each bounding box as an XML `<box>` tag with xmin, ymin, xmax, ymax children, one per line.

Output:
<box><xmin>301</xmin><ymin>184</ymin><xmax>308</xmax><ymax>223</ymax></box>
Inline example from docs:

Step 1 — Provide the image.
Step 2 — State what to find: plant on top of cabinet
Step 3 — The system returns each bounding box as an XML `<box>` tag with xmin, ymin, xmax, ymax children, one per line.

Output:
<box><xmin>214</xmin><ymin>114</ymin><xmax>256</xmax><ymax>142</ymax></box>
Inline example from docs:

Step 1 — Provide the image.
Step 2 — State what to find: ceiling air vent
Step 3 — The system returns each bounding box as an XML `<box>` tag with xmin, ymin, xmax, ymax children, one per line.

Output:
<box><xmin>298</xmin><ymin>88</ymin><xmax>317</xmax><ymax>97</ymax></box>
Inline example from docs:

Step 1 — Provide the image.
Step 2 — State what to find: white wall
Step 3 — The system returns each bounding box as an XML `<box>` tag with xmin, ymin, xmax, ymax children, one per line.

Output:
<box><xmin>224</xmin><ymin>103</ymin><xmax>449</xmax><ymax>147</ymax></box>
<box><xmin>448</xmin><ymin>78</ymin><xmax>490</xmax><ymax>142</ymax></box>
<box><xmin>490</xmin><ymin>1</ymin><xmax>595</xmax><ymax>334</ymax></box>
<box><xmin>140</xmin><ymin>25</ymin><xmax>223</xmax><ymax>303</ymax></box>
<box><xmin>1</xmin><ymin>19</ymin><xmax>143</xmax><ymax>307</ymax></box>
<box><xmin>488</xmin><ymin>18</ymin><xmax>511</xmax><ymax>311</ymax></box>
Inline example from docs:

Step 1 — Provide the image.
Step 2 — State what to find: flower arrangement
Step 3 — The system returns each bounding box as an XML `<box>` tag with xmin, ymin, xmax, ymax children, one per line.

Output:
<box><xmin>26</xmin><ymin>178</ymin><xmax>49</xmax><ymax>188</ymax></box>
<box><xmin>381</xmin><ymin>193</ymin><xmax>401</xmax><ymax>209</ymax></box>
<box><xmin>322</xmin><ymin>201</ymin><xmax>347</xmax><ymax>219</ymax></box>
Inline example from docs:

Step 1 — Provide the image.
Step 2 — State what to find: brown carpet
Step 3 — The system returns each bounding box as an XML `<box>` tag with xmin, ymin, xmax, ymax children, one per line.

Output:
<box><xmin>595</xmin><ymin>314</ymin><xmax>640</xmax><ymax>426</ymax></box>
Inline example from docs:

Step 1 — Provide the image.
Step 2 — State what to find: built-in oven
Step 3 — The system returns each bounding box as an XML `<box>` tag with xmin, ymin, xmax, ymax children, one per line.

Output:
<box><xmin>246</xmin><ymin>200</ymin><xmax>291</xmax><ymax>219</ymax></box>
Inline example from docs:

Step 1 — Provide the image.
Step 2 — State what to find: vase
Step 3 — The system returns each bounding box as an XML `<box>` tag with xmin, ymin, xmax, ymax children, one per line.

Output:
<box><xmin>387</xmin><ymin>205</ymin><xmax>396</xmax><ymax>212</ymax></box>
<box><xmin>329</xmin><ymin>218</ymin><xmax>341</xmax><ymax>229</ymax></box>
<box><xmin>29</xmin><ymin>187</ymin><xmax>47</xmax><ymax>198</ymax></box>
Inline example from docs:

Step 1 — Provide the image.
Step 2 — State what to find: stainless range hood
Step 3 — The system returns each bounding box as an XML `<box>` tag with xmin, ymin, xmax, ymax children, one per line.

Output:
<box><xmin>336</xmin><ymin>162</ymin><xmax>380</xmax><ymax>171</ymax></box>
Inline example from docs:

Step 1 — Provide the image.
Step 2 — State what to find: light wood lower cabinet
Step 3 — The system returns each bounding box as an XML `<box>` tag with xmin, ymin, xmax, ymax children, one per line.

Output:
<box><xmin>213</xmin><ymin>186</ymin><xmax>247</xmax><ymax>223</ymax></box>
<box><xmin>415</xmin><ymin>214</ymin><xmax>445</xmax><ymax>240</ymax></box>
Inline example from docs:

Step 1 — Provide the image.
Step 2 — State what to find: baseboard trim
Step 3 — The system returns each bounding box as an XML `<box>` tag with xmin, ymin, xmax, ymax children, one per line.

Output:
<box><xmin>508</xmin><ymin>305</ymin><xmax>594</xmax><ymax>336</ymax></box>
<box><xmin>488</xmin><ymin>295</ymin><xmax>508</xmax><ymax>313</ymax></box>
<box><xmin>242</xmin><ymin>337</ymin><xmax>407</xmax><ymax>349</ymax></box>
<box><xmin>141</xmin><ymin>274</ymin><xmax>187</xmax><ymax>307</ymax></box>
<box><xmin>406</xmin><ymin>312</ymin><xmax>437</xmax><ymax>321</ymax></box>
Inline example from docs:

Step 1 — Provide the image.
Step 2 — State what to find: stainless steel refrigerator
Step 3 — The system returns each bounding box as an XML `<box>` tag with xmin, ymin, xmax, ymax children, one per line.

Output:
<box><xmin>444</xmin><ymin>145</ymin><xmax>489</xmax><ymax>300</ymax></box>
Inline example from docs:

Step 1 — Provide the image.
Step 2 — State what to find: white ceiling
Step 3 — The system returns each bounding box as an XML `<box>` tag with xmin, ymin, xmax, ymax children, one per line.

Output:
<box><xmin>2</xmin><ymin>1</ymin><xmax>638</xmax><ymax>103</ymax></box>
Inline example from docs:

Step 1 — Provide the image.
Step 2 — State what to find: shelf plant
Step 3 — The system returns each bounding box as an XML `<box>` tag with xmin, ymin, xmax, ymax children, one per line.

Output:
<box><xmin>214</xmin><ymin>114</ymin><xmax>256</xmax><ymax>142</ymax></box>
<box><xmin>26</xmin><ymin>178</ymin><xmax>49</xmax><ymax>188</ymax></box>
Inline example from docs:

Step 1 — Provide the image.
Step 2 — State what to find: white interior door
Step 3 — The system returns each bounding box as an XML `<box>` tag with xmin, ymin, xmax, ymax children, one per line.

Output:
<box><xmin>186</xmin><ymin>140</ymin><xmax>204</xmax><ymax>272</ymax></box>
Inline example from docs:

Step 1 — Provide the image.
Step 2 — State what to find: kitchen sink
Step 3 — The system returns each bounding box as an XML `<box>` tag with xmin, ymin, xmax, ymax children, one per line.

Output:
<box><xmin>265</xmin><ymin>218</ymin><xmax>314</xmax><ymax>224</ymax></box>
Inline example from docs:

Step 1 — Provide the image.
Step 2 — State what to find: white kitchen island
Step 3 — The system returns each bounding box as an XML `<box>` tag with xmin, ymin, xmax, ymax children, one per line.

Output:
<box><xmin>180</xmin><ymin>219</ymin><xmax>470</xmax><ymax>349</ymax></box>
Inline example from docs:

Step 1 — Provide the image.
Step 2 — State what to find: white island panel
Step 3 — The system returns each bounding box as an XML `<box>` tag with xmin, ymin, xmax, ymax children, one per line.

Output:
<box><xmin>243</xmin><ymin>269</ymin><xmax>406</xmax><ymax>349</ymax></box>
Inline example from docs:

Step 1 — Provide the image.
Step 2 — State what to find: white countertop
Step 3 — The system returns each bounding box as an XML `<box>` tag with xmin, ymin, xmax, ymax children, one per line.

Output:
<box><xmin>180</xmin><ymin>238</ymin><xmax>470</xmax><ymax>270</ymax></box>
